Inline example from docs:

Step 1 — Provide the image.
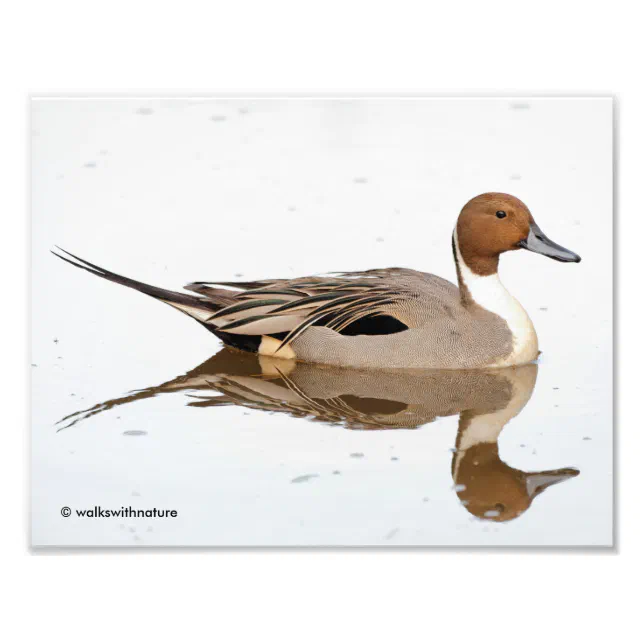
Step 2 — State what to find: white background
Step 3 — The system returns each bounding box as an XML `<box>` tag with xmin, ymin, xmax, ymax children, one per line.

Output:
<box><xmin>1</xmin><ymin>1</ymin><xmax>640</xmax><ymax>643</ymax></box>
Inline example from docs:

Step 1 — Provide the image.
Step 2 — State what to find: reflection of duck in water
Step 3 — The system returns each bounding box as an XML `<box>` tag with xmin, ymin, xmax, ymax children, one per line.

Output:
<box><xmin>58</xmin><ymin>349</ymin><xmax>578</xmax><ymax>521</ymax></box>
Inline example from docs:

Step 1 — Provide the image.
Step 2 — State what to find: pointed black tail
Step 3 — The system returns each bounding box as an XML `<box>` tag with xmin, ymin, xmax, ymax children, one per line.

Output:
<box><xmin>52</xmin><ymin>247</ymin><xmax>222</xmax><ymax>317</ymax></box>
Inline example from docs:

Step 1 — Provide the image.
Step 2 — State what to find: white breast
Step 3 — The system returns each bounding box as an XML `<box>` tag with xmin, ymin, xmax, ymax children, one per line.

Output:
<box><xmin>453</xmin><ymin>229</ymin><xmax>538</xmax><ymax>367</ymax></box>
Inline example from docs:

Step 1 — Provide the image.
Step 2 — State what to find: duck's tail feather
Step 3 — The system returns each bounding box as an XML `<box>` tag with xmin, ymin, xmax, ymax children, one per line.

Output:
<box><xmin>51</xmin><ymin>247</ymin><xmax>224</xmax><ymax>322</ymax></box>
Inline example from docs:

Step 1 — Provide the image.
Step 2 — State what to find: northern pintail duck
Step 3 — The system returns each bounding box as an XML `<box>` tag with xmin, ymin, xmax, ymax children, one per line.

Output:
<box><xmin>54</xmin><ymin>192</ymin><xmax>580</xmax><ymax>369</ymax></box>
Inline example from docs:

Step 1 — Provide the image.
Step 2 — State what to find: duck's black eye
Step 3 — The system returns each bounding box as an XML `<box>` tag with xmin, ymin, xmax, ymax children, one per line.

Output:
<box><xmin>496</xmin><ymin>210</ymin><xmax>507</xmax><ymax>219</ymax></box>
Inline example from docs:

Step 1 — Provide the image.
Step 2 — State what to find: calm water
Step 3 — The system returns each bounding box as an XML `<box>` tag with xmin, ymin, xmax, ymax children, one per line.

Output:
<box><xmin>31</xmin><ymin>98</ymin><xmax>613</xmax><ymax>546</ymax></box>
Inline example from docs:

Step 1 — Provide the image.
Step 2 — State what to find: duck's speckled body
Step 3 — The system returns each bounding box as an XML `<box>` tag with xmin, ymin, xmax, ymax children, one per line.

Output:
<box><xmin>54</xmin><ymin>192</ymin><xmax>580</xmax><ymax>370</ymax></box>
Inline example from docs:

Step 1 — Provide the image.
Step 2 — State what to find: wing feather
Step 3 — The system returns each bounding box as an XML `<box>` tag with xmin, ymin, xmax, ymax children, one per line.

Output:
<box><xmin>217</xmin><ymin>314</ymin><xmax>306</xmax><ymax>335</ymax></box>
<box><xmin>206</xmin><ymin>298</ymin><xmax>288</xmax><ymax>322</ymax></box>
<box><xmin>189</xmin><ymin>269</ymin><xmax>419</xmax><ymax>347</ymax></box>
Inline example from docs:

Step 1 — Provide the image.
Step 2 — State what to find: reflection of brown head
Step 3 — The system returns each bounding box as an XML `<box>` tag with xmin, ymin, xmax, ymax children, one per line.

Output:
<box><xmin>451</xmin><ymin>364</ymin><xmax>579</xmax><ymax>522</ymax></box>
<box><xmin>454</xmin><ymin>441</ymin><xmax>579</xmax><ymax>522</ymax></box>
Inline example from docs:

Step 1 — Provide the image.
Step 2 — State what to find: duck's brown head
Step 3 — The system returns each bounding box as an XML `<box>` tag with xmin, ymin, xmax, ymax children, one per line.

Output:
<box><xmin>455</xmin><ymin>192</ymin><xmax>581</xmax><ymax>276</ymax></box>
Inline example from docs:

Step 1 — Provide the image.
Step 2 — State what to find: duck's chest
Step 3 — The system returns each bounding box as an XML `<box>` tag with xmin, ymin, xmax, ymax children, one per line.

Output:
<box><xmin>487</xmin><ymin>303</ymin><xmax>538</xmax><ymax>367</ymax></box>
<box><xmin>465</xmin><ymin>286</ymin><xmax>538</xmax><ymax>367</ymax></box>
<box><xmin>454</xmin><ymin>260</ymin><xmax>538</xmax><ymax>367</ymax></box>
<box><xmin>433</xmin><ymin>301</ymin><xmax>537</xmax><ymax>369</ymax></box>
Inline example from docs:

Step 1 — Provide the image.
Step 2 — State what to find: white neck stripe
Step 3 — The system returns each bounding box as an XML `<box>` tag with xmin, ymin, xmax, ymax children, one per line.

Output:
<box><xmin>453</xmin><ymin>228</ymin><xmax>538</xmax><ymax>366</ymax></box>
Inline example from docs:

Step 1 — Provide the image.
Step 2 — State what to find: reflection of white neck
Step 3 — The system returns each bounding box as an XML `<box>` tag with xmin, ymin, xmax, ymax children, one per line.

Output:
<box><xmin>453</xmin><ymin>366</ymin><xmax>537</xmax><ymax>476</ymax></box>
<box><xmin>453</xmin><ymin>228</ymin><xmax>538</xmax><ymax>367</ymax></box>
